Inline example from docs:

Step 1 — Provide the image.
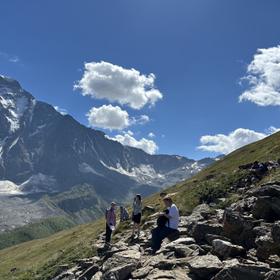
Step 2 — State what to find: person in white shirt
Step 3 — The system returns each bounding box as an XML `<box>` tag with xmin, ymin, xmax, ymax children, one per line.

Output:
<box><xmin>151</xmin><ymin>196</ymin><xmax>180</xmax><ymax>253</ymax></box>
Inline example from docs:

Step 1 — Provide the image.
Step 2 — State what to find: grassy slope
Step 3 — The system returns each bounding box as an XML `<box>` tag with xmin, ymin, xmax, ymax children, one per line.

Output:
<box><xmin>0</xmin><ymin>131</ymin><xmax>280</xmax><ymax>280</ymax></box>
<box><xmin>0</xmin><ymin>216</ymin><xmax>76</xmax><ymax>250</ymax></box>
<box><xmin>0</xmin><ymin>219</ymin><xmax>104</xmax><ymax>280</ymax></box>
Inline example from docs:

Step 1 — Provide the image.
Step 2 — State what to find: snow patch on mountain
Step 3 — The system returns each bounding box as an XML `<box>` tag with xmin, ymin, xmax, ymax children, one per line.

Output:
<box><xmin>100</xmin><ymin>161</ymin><xmax>165</xmax><ymax>184</ymax></box>
<box><xmin>79</xmin><ymin>163</ymin><xmax>104</xmax><ymax>177</ymax></box>
<box><xmin>0</xmin><ymin>180</ymin><xmax>23</xmax><ymax>195</ymax></box>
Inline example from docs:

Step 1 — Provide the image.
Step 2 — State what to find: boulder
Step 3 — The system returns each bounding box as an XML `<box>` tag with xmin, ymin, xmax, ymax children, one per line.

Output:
<box><xmin>166</xmin><ymin>237</ymin><xmax>196</xmax><ymax>246</ymax></box>
<box><xmin>223</xmin><ymin>209</ymin><xmax>256</xmax><ymax>248</ymax></box>
<box><xmin>212</xmin><ymin>262</ymin><xmax>270</xmax><ymax>280</ymax></box>
<box><xmin>187</xmin><ymin>254</ymin><xmax>222</xmax><ymax>279</ymax></box>
<box><xmin>190</xmin><ymin>221</ymin><xmax>223</xmax><ymax>243</ymax></box>
<box><xmin>103</xmin><ymin>263</ymin><xmax>136</xmax><ymax>280</ymax></box>
<box><xmin>252</xmin><ymin>184</ymin><xmax>280</xmax><ymax>198</ymax></box>
<box><xmin>212</xmin><ymin>239</ymin><xmax>245</xmax><ymax>259</ymax></box>
<box><xmin>252</xmin><ymin>196</ymin><xmax>280</xmax><ymax>222</ymax></box>
<box><xmin>102</xmin><ymin>249</ymin><xmax>141</xmax><ymax>280</ymax></box>
<box><xmin>255</xmin><ymin>234</ymin><xmax>280</xmax><ymax>261</ymax></box>
<box><xmin>205</xmin><ymin>233</ymin><xmax>231</xmax><ymax>245</ymax></box>
<box><xmin>165</xmin><ymin>244</ymin><xmax>199</xmax><ymax>258</ymax></box>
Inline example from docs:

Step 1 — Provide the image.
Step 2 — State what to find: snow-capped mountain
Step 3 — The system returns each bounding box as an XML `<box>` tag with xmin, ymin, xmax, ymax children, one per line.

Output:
<box><xmin>0</xmin><ymin>75</ymin><xmax>216</xmax><ymax>230</ymax></box>
<box><xmin>0</xmin><ymin>75</ymin><xmax>215</xmax><ymax>197</ymax></box>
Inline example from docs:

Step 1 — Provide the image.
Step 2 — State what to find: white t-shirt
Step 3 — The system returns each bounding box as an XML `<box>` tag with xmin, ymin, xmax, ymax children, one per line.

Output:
<box><xmin>166</xmin><ymin>203</ymin><xmax>180</xmax><ymax>230</ymax></box>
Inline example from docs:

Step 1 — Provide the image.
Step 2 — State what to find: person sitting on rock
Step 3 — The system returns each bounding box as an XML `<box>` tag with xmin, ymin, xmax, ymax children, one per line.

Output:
<box><xmin>120</xmin><ymin>205</ymin><xmax>129</xmax><ymax>222</ymax></box>
<box><xmin>105</xmin><ymin>202</ymin><xmax>116</xmax><ymax>245</ymax></box>
<box><xmin>151</xmin><ymin>196</ymin><xmax>180</xmax><ymax>254</ymax></box>
<box><xmin>131</xmin><ymin>194</ymin><xmax>142</xmax><ymax>239</ymax></box>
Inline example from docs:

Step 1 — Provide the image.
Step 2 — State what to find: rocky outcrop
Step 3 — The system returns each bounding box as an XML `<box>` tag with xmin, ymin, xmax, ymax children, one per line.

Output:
<box><xmin>52</xmin><ymin>181</ymin><xmax>280</xmax><ymax>280</ymax></box>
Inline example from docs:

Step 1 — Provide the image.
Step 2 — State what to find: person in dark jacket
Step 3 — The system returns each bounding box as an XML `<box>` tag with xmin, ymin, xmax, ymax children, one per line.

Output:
<box><xmin>120</xmin><ymin>206</ymin><xmax>129</xmax><ymax>222</ymax></box>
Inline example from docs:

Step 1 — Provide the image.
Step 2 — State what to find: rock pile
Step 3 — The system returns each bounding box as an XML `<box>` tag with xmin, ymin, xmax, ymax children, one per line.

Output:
<box><xmin>53</xmin><ymin>182</ymin><xmax>280</xmax><ymax>280</ymax></box>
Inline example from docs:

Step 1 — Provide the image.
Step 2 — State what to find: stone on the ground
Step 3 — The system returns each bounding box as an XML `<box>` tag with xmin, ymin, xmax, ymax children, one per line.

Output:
<box><xmin>212</xmin><ymin>239</ymin><xmax>245</xmax><ymax>259</ymax></box>
<box><xmin>187</xmin><ymin>254</ymin><xmax>223</xmax><ymax>279</ymax></box>
<box><xmin>145</xmin><ymin>268</ymin><xmax>190</xmax><ymax>280</ymax></box>
<box><xmin>190</xmin><ymin>221</ymin><xmax>223</xmax><ymax>243</ymax></box>
<box><xmin>77</xmin><ymin>264</ymin><xmax>99</xmax><ymax>280</ymax></box>
<box><xmin>212</xmin><ymin>261</ymin><xmax>270</xmax><ymax>280</ymax></box>
<box><xmin>102</xmin><ymin>249</ymin><xmax>141</xmax><ymax>280</ymax></box>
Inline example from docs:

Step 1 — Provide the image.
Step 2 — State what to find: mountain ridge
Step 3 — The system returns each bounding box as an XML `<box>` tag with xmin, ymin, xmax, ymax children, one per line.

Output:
<box><xmin>0</xmin><ymin>75</ymin><xmax>215</xmax><ymax>233</ymax></box>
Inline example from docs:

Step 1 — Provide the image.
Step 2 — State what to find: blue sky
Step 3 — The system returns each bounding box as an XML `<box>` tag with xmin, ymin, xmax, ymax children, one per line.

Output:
<box><xmin>1</xmin><ymin>0</ymin><xmax>280</xmax><ymax>159</ymax></box>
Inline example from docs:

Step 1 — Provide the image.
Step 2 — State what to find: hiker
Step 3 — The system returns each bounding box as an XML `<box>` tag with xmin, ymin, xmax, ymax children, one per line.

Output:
<box><xmin>120</xmin><ymin>205</ymin><xmax>129</xmax><ymax>222</ymax></box>
<box><xmin>105</xmin><ymin>202</ymin><xmax>116</xmax><ymax>244</ymax></box>
<box><xmin>131</xmin><ymin>194</ymin><xmax>142</xmax><ymax>238</ymax></box>
<box><xmin>151</xmin><ymin>196</ymin><xmax>180</xmax><ymax>253</ymax></box>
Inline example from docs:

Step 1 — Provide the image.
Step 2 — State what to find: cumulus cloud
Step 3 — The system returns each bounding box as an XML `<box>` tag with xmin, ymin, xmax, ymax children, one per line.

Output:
<box><xmin>54</xmin><ymin>106</ymin><xmax>68</xmax><ymax>115</ymax></box>
<box><xmin>74</xmin><ymin>61</ymin><xmax>163</xmax><ymax>109</ymax></box>
<box><xmin>86</xmin><ymin>105</ymin><xmax>150</xmax><ymax>130</ymax></box>
<box><xmin>107</xmin><ymin>131</ymin><xmax>158</xmax><ymax>154</ymax></box>
<box><xmin>239</xmin><ymin>45</ymin><xmax>280</xmax><ymax>106</ymax></box>
<box><xmin>87</xmin><ymin>105</ymin><xmax>130</xmax><ymax>130</ymax></box>
<box><xmin>198</xmin><ymin>127</ymin><xmax>279</xmax><ymax>154</ymax></box>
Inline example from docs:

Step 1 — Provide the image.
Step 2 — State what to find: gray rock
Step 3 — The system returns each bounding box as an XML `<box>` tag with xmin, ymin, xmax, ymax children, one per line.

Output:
<box><xmin>252</xmin><ymin>196</ymin><xmax>280</xmax><ymax>222</ymax></box>
<box><xmin>212</xmin><ymin>262</ymin><xmax>270</xmax><ymax>280</ymax></box>
<box><xmin>212</xmin><ymin>239</ymin><xmax>245</xmax><ymax>259</ymax></box>
<box><xmin>145</xmin><ymin>268</ymin><xmax>190</xmax><ymax>280</ymax></box>
<box><xmin>77</xmin><ymin>265</ymin><xmax>99</xmax><ymax>280</ymax></box>
<box><xmin>102</xmin><ymin>249</ymin><xmax>141</xmax><ymax>280</ymax></box>
<box><xmin>205</xmin><ymin>233</ymin><xmax>231</xmax><ymax>244</ymax></box>
<box><xmin>191</xmin><ymin>221</ymin><xmax>223</xmax><ymax>243</ymax></box>
<box><xmin>131</xmin><ymin>266</ymin><xmax>152</xmax><ymax>279</ymax></box>
<box><xmin>255</xmin><ymin>234</ymin><xmax>280</xmax><ymax>261</ymax></box>
<box><xmin>187</xmin><ymin>254</ymin><xmax>222</xmax><ymax>279</ymax></box>
<box><xmin>223</xmin><ymin>208</ymin><xmax>256</xmax><ymax>249</ymax></box>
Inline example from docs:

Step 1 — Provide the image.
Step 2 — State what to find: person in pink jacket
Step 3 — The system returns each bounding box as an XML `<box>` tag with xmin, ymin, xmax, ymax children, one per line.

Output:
<box><xmin>105</xmin><ymin>202</ymin><xmax>116</xmax><ymax>244</ymax></box>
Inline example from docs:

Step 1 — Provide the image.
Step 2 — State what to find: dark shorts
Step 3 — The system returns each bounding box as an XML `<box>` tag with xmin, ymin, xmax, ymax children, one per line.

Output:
<box><xmin>132</xmin><ymin>213</ymin><xmax>141</xmax><ymax>224</ymax></box>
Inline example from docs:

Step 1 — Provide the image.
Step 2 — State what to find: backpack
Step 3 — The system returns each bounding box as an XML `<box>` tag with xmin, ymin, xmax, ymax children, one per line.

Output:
<box><xmin>157</xmin><ymin>209</ymin><xmax>169</xmax><ymax>227</ymax></box>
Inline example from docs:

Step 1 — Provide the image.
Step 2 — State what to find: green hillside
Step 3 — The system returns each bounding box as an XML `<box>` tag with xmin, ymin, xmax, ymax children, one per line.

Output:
<box><xmin>0</xmin><ymin>131</ymin><xmax>280</xmax><ymax>280</ymax></box>
<box><xmin>0</xmin><ymin>216</ymin><xmax>75</xmax><ymax>250</ymax></box>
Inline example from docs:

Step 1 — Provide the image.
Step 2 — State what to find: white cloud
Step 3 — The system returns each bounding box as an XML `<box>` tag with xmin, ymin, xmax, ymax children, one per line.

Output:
<box><xmin>239</xmin><ymin>45</ymin><xmax>280</xmax><ymax>106</ymax></box>
<box><xmin>198</xmin><ymin>127</ymin><xmax>279</xmax><ymax>154</ymax></box>
<box><xmin>0</xmin><ymin>51</ymin><xmax>20</xmax><ymax>64</ymax></box>
<box><xmin>87</xmin><ymin>105</ymin><xmax>130</xmax><ymax>130</ymax></box>
<box><xmin>86</xmin><ymin>105</ymin><xmax>150</xmax><ymax>130</ymax></box>
<box><xmin>108</xmin><ymin>131</ymin><xmax>158</xmax><ymax>154</ymax></box>
<box><xmin>74</xmin><ymin>61</ymin><xmax>163</xmax><ymax>109</ymax></box>
<box><xmin>148</xmin><ymin>132</ymin><xmax>155</xmax><ymax>138</ymax></box>
<box><xmin>54</xmin><ymin>106</ymin><xmax>68</xmax><ymax>115</ymax></box>
<box><xmin>131</xmin><ymin>115</ymin><xmax>150</xmax><ymax>125</ymax></box>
